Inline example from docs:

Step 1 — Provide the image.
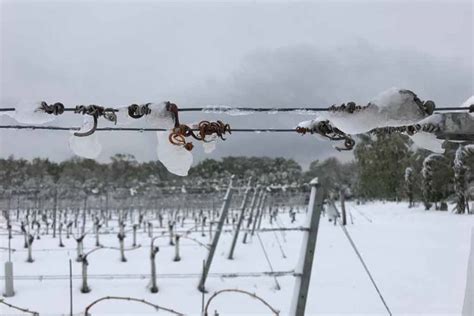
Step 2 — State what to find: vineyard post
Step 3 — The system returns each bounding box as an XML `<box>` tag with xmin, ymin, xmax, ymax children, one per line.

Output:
<box><xmin>290</xmin><ymin>177</ymin><xmax>324</xmax><ymax>316</ymax></box>
<box><xmin>4</xmin><ymin>236</ymin><xmax>14</xmax><ymax>297</ymax></box>
<box><xmin>250</xmin><ymin>191</ymin><xmax>266</xmax><ymax>237</ymax></box>
<box><xmin>340</xmin><ymin>188</ymin><xmax>347</xmax><ymax>226</ymax></box>
<box><xmin>462</xmin><ymin>228</ymin><xmax>473</xmax><ymax>315</ymax></box>
<box><xmin>198</xmin><ymin>176</ymin><xmax>234</xmax><ymax>292</ymax></box>
<box><xmin>228</xmin><ymin>178</ymin><xmax>252</xmax><ymax>259</ymax></box>
<box><xmin>69</xmin><ymin>259</ymin><xmax>73</xmax><ymax>316</ymax></box>
<box><xmin>256</xmin><ymin>193</ymin><xmax>267</xmax><ymax>230</ymax></box>
<box><xmin>242</xmin><ymin>187</ymin><xmax>261</xmax><ymax>244</ymax></box>
<box><xmin>53</xmin><ymin>187</ymin><xmax>58</xmax><ymax>238</ymax></box>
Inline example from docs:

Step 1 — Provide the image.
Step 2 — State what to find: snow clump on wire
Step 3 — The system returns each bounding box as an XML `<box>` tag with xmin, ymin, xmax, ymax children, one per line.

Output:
<box><xmin>5</xmin><ymin>100</ymin><xmax>57</xmax><ymax>124</ymax></box>
<box><xmin>298</xmin><ymin>88</ymin><xmax>432</xmax><ymax>135</ymax></box>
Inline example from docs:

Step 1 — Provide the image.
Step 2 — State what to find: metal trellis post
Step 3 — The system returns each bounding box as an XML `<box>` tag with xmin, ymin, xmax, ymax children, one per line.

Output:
<box><xmin>242</xmin><ymin>186</ymin><xmax>261</xmax><ymax>244</ymax></box>
<box><xmin>198</xmin><ymin>176</ymin><xmax>234</xmax><ymax>292</ymax></box>
<box><xmin>228</xmin><ymin>178</ymin><xmax>252</xmax><ymax>259</ymax></box>
<box><xmin>250</xmin><ymin>191</ymin><xmax>266</xmax><ymax>237</ymax></box>
<box><xmin>290</xmin><ymin>177</ymin><xmax>324</xmax><ymax>316</ymax></box>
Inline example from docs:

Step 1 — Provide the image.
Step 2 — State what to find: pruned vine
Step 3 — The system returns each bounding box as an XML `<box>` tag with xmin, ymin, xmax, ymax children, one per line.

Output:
<box><xmin>204</xmin><ymin>288</ymin><xmax>280</xmax><ymax>315</ymax></box>
<box><xmin>0</xmin><ymin>298</ymin><xmax>39</xmax><ymax>316</ymax></box>
<box><xmin>83</xmin><ymin>296</ymin><xmax>184</xmax><ymax>315</ymax></box>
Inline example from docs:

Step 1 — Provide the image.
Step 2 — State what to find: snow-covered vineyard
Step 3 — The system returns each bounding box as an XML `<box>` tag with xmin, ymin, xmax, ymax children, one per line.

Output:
<box><xmin>0</xmin><ymin>88</ymin><xmax>474</xmax><ymax>315</ymax></box>
<box><xmin>1</xmin><ymin>181</ymin><xmax>473</xmax><ymax>315</ymax></box>
<box><xmin>1</xmin><ymin>1</ymin><xmax>474</xmax><ymax>314</ymax></box>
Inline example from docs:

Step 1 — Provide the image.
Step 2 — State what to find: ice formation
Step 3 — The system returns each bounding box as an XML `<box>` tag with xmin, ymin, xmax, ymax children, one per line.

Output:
<box><xmin>297</xmin><ymin>88</ymin><xmax>431</xmax><ymax>135</ymax></box>
<box><xmin>115</xmin><ymin>105</ymin><xmax>137</xmax><ymax>126</ymax></box>
<box><xmin>10</xmin><ymin>100</ymin><xmax>57</xmax><ymax>124</ymax></box>
<box><xmin>202</xmin><ymin>134</ymin><xmax>217</xmax><ymax>154</ymax></box>
<box><xmin>146</xmin><ymin>102</ymin><xmax>178</xmax><ymax>128</ymax></box>
<box><xmin>137</xmin><ymin>102</ymin><xmax>192</xmax><ymax>176</ymax></box>
<box><xmin>409</xmin><ymin>132</ymin><xmax>443</xmax><ymax>153</ymax></box>
<box><xmin>69</xmin><ymin>117</ymin><xmax>102</xmax><ymax>159</ymax></box>
<box><xmin>315</xmin><ymin>88</ymin><xmax>431</xmax><ymax>134</ymax></box>
<box><xmin>156</xmin><ymin>131</ymin><xmax>193</xmax><ymax>177</ymax></box>
<box><xmin>203</xmin><ymin>105</ymin><xmax>256</xmax><ymax>116</ymax></box>
<box><xmin>461</xmin><ymin>96</ymin><xmax>474</xmax><ymax>117</ymax></box>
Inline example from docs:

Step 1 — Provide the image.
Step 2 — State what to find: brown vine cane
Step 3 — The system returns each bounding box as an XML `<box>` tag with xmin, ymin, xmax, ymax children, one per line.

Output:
<box><xmin>166</xmin><ymin>102</ymin><xmax>231</xmax><ymax>151</ymax></box>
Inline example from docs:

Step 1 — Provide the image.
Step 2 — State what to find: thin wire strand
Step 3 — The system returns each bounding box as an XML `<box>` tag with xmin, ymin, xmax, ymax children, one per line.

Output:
<box><xmin>256</xmin><ymin>233</ymin><xmax>281</xmax><ymax>290</ymax></box>
<box><xmin>0</xmin><ymin>106</ymin><xmax>470</xmax><ymax>113</ymax></box>
<box><xmin>340</xmin><ymin>224</ymin><xmax>392</xmax><ymax>316</ymax></box>
<box><xmin>0</xmin><ymin>125</ymin><xmax>296</xmax><ymax>132</ymax></box>
<box><xmin>329</xmin><ymin>200</ymin><xmax>391</xmax><ymax>315</ymax></box>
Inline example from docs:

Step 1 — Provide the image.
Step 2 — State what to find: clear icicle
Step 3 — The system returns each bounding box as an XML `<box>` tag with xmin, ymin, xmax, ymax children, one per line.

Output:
<box><xmin>146</xmin><ymin>102</ymin><xmax>175</xmax><ymax>128</ymax></box>
<box><xmin>461</xmin><ymin>96</ymin><xmax>474</xmax><ymax>117</ymax></box>
<box><xmin>115</xmin><ymin>105</ymin><xmax>136</xmax><ymax>126</ymax></box>
<box><xmin>409</xmin><ymin>132</ymin><xmax>444</xmax><ymax>153</ymax></box>
<box><xmin>156</xmin><ymin>131</ymin><xmax>193</xmax><ymax>176</ymax></box>
<box><xmin>202</xmin><ymin>134</ymin><xmax>217</xmax><ymax>154</ymax></box>
<box><xmin>69</xmin><ymin>117</ymin><xmax>102</xmax><ymax>159</ymax></box>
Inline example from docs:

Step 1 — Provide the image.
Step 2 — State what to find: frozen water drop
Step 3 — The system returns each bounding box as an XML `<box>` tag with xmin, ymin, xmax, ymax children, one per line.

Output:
<box><xmin>13</xmin><ymin>100</ymin><xmax>56</xmax><ymax>124</ymax></box>
<box><xmin>156</xmin><ymin>131</ymin><xmax>193</xmax><ymax>176</ymax></box>
<box><xmin>146</xmin><ymin>102</ymin><xmax>175</xmax><ymax>129</ymax></box>
<box><xmin>69</xmin><ymin>117</ymin><xmax>102</xmax><ymax>159</ymax></box>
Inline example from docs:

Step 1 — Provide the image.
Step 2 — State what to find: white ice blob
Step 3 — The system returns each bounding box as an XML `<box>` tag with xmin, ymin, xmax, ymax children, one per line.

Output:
<box><xmin>417</xmin><ymin>113</ymin><xmax>443</xmax><ymax>126</ymax></box>
<box><xmin>115</xmin><ymin>105</ymin><xmax>137</xmax><ymax>126</ymax></box>
<box><xmin>156</xmin><ymin>131</ymin><xmax>193</xmax><ymax>176</ymax></box>
<box><xmin>202</xmin><ymin>134</ymin><xmax>217</xmax><ymax>154</ymax></box>
<box><xmin>461</xmin><ymin>96</ymin><xmax>474</xmax><ymax>117</ymax></box>
<box><xmin>296</xmin><ymin>118</ymin><xmax>334</xmax><ymax>141</ymax></box>
<box><xmin>146</xmin><ymin>102</ymin><xmax>175</xmax><ymax>128</ymax></box>
<box><xmin>313</xmin><ymin>88</ymin><xmax>429</xmax><ymax>134</ymax></box>
<box><xmin>68</xmin><ymin>117</ymin><xmax>102</xmax><ymax>159</ymax></box>
<box><xmin>12</xmin><ymin>100</ymin><xmax>57</xmax><ymax>124</ymax></box>
<box><xmin>203</xmin><ymin>105</ymin><xmax>256</xmax><ymax>116</ymax></box>
<box><xmin>410</xmin><ymin>132</ymin><xmax>444</xmax><ymax>154</ymax></box>
<box><xmin>296</xmin><ymin>119</ymin><xmax>318</xmax><ymax>129</ymax></box>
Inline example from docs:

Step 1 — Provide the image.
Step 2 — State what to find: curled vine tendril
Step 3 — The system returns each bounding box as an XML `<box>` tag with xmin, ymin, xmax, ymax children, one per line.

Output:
<box><xmin>166</xmin><ymin>102</ymin><xmax>231</xmax><ymax>151</ymax></box>
<box><xmin>74</xmin><ymin>105</ymin><xmax>117</xmax><ymax>137</ymax></box>
<box><xmin>38</xmin><ymin>101</ymin><xmax>65</xmax><ymax>115</ymax></box>
<box><xmin>296</xmin><ymin>120</ymin><xmax>355</xmax><ymax>151</ymax></box>
<box><xmin>128</xmin><ymin>103</ymin><xmax>151</xmax><ymax>119</ymax></box>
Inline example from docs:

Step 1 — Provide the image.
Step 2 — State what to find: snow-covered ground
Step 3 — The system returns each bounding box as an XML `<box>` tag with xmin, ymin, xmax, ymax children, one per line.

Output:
<box><xmin>1</xmin><ymin>201</ymin><xmax>473</xmax><ymax>315</ymax></box>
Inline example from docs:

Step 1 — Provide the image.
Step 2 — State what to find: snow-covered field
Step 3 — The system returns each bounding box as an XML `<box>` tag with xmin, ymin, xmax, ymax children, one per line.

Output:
<box><xmin>1</xmin><ymin>201</ymin><xmax>473</xmax><ymax>315</ymax></box>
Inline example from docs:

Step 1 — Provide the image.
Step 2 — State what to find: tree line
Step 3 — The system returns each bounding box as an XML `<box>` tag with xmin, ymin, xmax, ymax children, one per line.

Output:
<box><xmin>0</xmin><ymin>134</ymin><xmax>472</xmax><ymax>204</ymax></box>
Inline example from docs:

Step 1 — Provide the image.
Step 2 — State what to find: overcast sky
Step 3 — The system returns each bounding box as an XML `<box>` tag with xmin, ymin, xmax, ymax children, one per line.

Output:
<box><xmin>1</xmin><ymin>0</ymin><xmax>472</xmax><ymax>169</ymax></box>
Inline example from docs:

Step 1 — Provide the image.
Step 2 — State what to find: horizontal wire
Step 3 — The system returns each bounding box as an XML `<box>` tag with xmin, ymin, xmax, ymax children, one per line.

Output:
<box><xmin>0</xmin><ymin>106</ymin><xmax>470</xmax><ymax>113</ymax></box>
<box><xmin>179</xmin><ymin>106</ymin><xmax>470</xmax><ymax>113</ymax></box>
<box><xmin>0</xmin><ymin>270</ymin><xmax>299</xmax><ymax>281</ymax></box>
<box><xmin>0</xmin><ymin>125</ymin><xmax>297</xmax><ymax>132</ymax></box>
